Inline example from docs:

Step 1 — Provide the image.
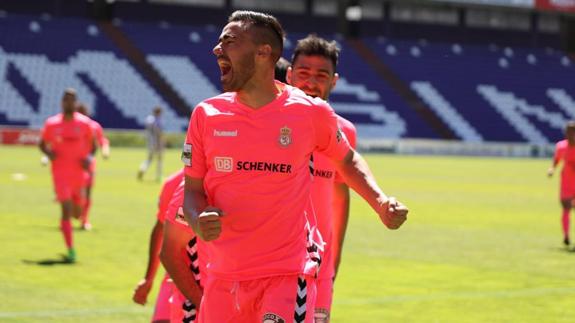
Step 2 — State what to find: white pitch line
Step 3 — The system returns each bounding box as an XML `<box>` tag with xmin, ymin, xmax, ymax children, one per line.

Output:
<box><xmin>334</xmin><ymin>286</ymin><xmax>575</xmax><ymax>305</ymax></box>
<box><xmin>0</xmin><ymin>306</ymin><xmax>150</xmax><ymax>318</ymax></box>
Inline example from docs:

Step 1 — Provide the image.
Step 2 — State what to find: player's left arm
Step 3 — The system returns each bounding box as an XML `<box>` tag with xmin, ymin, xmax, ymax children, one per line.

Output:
<box><xmin>95</xmin><ymin>123</ymin><xmax>110</xmax><ymax>159</ymax></box>
<box><xmin>313</xmin><ymin>102</ymin><xmax>407</xmax><ymax>229</ymax></box>
<box><xmin>82</xmin><ymin>123</ymin><xmax>97</xmax><ymax>170</ymax></box>
<box><xmin>160</xmin><ymin>220</ymin><xmax>203</xmax><ymax>307</ymax></box>
<box><xmin>333</xmin><ymin>150</ymin><xmax>407</xmax><ymax>229</ymax></box>
<box><xmin>332</xmin><ymin>120</ymin><xmax>356</xmax><ymax>278</ymax></box>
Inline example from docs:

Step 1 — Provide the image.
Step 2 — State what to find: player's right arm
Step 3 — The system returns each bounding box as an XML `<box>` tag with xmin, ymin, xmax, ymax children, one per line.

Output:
<box><xmin>548</xmin><ymin>142</ymin><xmax>563</xmax><ymax>177</ymax></box>
<box><xmin>39</xmin><ymin>123</ymin><xmax>55</xmax><ymax>161</ymax></box>
<box><xmin>39</xmin><ymin>140</ymin><xmax>55</xmax><ymax>161</ymax></box>
<box><xmin>182</xmin><ymin>105</ymin><xmax>224</xmax><ymax>241</ymax></box>
<box><xmin>132</xmin><ymin>219</ymin><xmax>163</xmax><ymax>305</ymax></box>
<box><xmin>184</xmin><ymin>176</ymin><xmax>223</xmax><ymax>241</ymax></box>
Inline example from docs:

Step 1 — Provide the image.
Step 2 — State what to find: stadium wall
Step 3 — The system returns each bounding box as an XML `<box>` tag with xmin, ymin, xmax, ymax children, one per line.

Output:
<box><xmin>1</xmin><ymin>126</ymin><xmax>552</xmax><ymax>157</ymax></box>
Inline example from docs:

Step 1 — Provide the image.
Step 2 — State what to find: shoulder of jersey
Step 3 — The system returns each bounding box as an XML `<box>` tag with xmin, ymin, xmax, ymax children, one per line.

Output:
<box><xmin>165</xmin><ymin>169</ymin><xmax>185</xmax><ymax>185</ymax></box>
<box><xmin>195</xmin><ymin>92</ymin><xmax>236</xmax><ymax>114</ymax></box>
<box><xmin>202</xmin><ymin>92</ymin><xmax>235</xmax><ymax>105</ymax></box>
<box><xmin>337</xmin><ymin>115</ymin><xmax>356</xmax><ymax>132</ymax></box>
<box><xmin>558</xmin><ymin>139</ymin><xmax>568</xmax><ymax>148</ymax></box>
<box><xmin>45</xmin><ymin>113</ymin><xmax>62</xmax><ymax>124</ymax></box>
<box><xmin>74</xmin><ymin>112</ymin><xmax>93</xmax><ymax>124</ymax></box>
<box><xmin>284</xmin><ymin>85</ymin><xmax>328</xmax><ymax>109</ymax></box>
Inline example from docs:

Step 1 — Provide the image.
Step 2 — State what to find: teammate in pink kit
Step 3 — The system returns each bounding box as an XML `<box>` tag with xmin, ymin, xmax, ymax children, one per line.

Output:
<box><xmin>133</xmin><ymin>169</ymin><xmax>184</xmax><ymax>322</ymax></box>
<box><xmin>548</xmin><ymin>121</ymin><xmax>575</xmax><ymax>246</ymax></box>
<box><xmin>39</xmin><ymin>88</ymin><xmax>95</xmax><ymax>262</ymax></box>
<box><xmin>286</xmin><ymin>34</ymin><xmax>357</xmax><ymax>322</ymax></box>
<box><xmin>161</xmin><ymin>180</ymin><xmax>205</xmax><ymax>323</ymax></box>
<box><xmin>75</xmin><ymin>102</ymin><xmax>110</xmax><ymax>230</ymax></box>
<box><xmin>183</xmin><ymin>11</ymin><xmax>408</xmax><ymax>323</ymax></box>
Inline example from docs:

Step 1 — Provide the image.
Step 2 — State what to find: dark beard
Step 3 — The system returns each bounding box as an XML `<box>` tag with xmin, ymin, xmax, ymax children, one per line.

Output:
<box><xmin>222</xmin><ymin>53</ymin><xmax>256</xmax><ymax>92</ymax></box>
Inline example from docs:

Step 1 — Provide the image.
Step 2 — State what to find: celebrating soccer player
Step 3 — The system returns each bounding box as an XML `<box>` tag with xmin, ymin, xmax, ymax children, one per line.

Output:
<box><xmin>182</xmin><ymin>11</ymin><xmax>408</xmax><ymax>322</ymax></box>
<box><xmin>133</xmin><ymin>169</ymin><xmax>185</xmax><ymax>322</ymax></box>
<box><xmin>548</xmin><ymin>121</ymin><xmax>575</xmax><ymax>246</ymax></box>
<box><xmin>75</xmin><ymin>102</ymin><xmax>110</xmax><ymax>230</ymax></box>
<box><xmin>39</xmin><ymin>88</ymin><xmax>95</xmax><ymax>262</ymax></box>
<box><xmin>286</xmin><ymin>34</ymin><xmax>357</xmax><ymax>322</ymax></box>
<box><xmin>160</xmin><ymin>179</ymin><xmax>205</xmax><ymax>323</ymax></box>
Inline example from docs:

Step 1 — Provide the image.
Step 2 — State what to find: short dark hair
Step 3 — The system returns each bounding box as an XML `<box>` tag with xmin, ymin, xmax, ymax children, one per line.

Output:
<box><xmin>291</xmin><ymin>34</ymin><xmax>340</xmax><ymax>72</ymax></box>
<box><xmin>228</xmin><ymin>10</ymin><xmax>285</xmax><ymax>63</ymax></box>
<box><xmin>274</xmin><ymin>57</ymin><xmax>290</xmax><ymax>83</ymax></box>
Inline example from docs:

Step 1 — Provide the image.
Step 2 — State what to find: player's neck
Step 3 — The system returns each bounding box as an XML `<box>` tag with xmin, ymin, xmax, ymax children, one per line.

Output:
<box><xmin>62</xmin><ymin>111</ymin><xmax>74</xmax><ymax>120</ymax></box>
<box><xmin>236</xmin><ymin>78</ymin><xmax>280</xmax><ymax>110</ymax></box>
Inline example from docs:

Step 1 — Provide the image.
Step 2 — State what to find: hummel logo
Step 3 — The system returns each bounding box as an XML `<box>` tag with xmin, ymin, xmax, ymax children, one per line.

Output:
<box><xmin>214</xmin><ymin>129</ymin><xmax>238</xmax><ymax>137</ymax></box>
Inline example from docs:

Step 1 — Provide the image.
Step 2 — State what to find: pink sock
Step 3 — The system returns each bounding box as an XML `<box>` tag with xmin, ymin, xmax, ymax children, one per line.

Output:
<box><xmin>562</xmin><ymin>209</ymin><xmax>570</xmax><ymax>239</ymax></box>
<box><xmin>60</xmin><ymin>219</ymin><xmax>73</xmax><ymax>249</ymax></box>
<box><xmin>82</xmin><ymin>199</ymin><xmax>91</xmax><ymax>224</ymax></box>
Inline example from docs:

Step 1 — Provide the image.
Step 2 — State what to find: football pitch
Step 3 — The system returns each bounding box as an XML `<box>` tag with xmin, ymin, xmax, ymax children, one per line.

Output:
<box><xmin>1</xmin><ymin>145</ymin><xmax>574</xmax><ymax>322</ymax></box>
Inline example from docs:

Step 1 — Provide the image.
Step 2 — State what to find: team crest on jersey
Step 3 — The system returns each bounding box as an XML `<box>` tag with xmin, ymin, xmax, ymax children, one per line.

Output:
<box><xmin>175</xmin><ymin>207</ymin><xmax>187</xmax><ymax>225</ymax></box>
<box><xmin>263</xmin><ymin>313</ymin><xmax>285</xmax><ymax>323</ymax></box>
<box><xmin>278</xmin><ymin>126</ymin><xmax>292</xmax><ymax>147</ymax></box>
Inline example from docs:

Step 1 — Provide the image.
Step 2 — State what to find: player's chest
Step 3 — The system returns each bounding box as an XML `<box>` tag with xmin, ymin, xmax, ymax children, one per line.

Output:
<box><xmin>202</xmin><ymin>114</ymin><xmax>314</xmax><ymax>163</ymax></box>
<box><xmin>52</xmin><ymin>123</ymin><xmax>84</xmax><ymax>143</ymax></box>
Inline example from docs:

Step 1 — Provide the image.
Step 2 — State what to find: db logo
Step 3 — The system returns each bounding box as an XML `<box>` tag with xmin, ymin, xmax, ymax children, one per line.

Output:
<box><xmin>214</xmin><ymin>157</ymin><xmax>233</xmax><ymax>172</ymax></box>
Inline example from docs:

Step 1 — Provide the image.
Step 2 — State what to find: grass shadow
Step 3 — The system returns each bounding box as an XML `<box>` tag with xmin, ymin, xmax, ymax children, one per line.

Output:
<box><xmin>22</xmin><ymin>255</ymin><xmax>75</xmax><ymax>266</ymax></box>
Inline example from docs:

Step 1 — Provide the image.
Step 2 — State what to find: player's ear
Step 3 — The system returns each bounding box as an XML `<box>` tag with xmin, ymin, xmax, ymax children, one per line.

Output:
<box><xmin>330</xmin><ymin>72</ymin><xmax>339</xmax><ymax>91</ymax></box>
<box><xmin>286</xmin><ymin>66</ymin><xmax>293</xmax><ymax>85</ymax></box>
<box><xmin>257</xmin><ymin>44</ymin><xmax>272</xmax><ymax>58</ymax></box>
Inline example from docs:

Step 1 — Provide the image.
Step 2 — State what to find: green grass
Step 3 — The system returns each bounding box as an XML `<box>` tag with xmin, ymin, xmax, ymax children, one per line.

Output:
<box><xmin>1</xmin><ymin>146</ymin><xmax>573</xmax><ymax>322</ymax></box>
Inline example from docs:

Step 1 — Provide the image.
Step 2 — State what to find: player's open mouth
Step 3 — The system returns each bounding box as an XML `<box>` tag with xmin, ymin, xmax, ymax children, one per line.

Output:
<box><xmin>218</xmin><ymin>60</ymin><xmax>232</xmax><ymax>80</ymax></box>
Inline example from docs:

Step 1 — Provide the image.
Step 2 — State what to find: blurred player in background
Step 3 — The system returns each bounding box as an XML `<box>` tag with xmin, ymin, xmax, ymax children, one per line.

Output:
<box><xmin>287</xmin><ymin>34</ymin><xmax>357</xmax><ymax>322</ymax></box>
<box><xmin>38</xmin><ymin>88</ymin><xmax>95</xmax><ymax>262</ymax></box>
<box><xmin>133</xmin><ymin>169</ymin><xmax>185</xmax><ymax>322</ymax></box>
<box><xmin>138</xmin><ymin>106</ymin><xmax>164</xmax><ymax>182</ymax></box>
<box><xmin>183</xmin><ymin>11</ymin><xmax>407</xmax><ymax>322</ymax></box>
<box><xmin>548</xmin><ymin>121</ymin><xmax>575</xmax><ymax>246</ymax></box>
<box><xmin>75</xmin><ymin>102</ymin><xmax>110</xmax><ymax>230</ymax></box>
<box><xmin>160</xmin><ymin>180</ymin><xmax>205</xmax><ymax>323</ymax></box>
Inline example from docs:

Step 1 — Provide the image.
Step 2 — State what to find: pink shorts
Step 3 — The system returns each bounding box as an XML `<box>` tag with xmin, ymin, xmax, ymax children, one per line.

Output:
<box><xmin>152</xmin><ymin>274</ymin><xmax>172</xmax><ymax>322</ymax></box>
<box><xmin>52</xmin><ymin>171</ymin><xmax>86</xmax><ymax>205</ymax></box>
<box><xmin>198</xmin><ymin>275</ymin><xmax>316</xmax><ymax>323</ymax></box>
<box><xmin>561</xmin><ymin>176</ymin><xmax>575</xmax><ymax>200</ymax></box>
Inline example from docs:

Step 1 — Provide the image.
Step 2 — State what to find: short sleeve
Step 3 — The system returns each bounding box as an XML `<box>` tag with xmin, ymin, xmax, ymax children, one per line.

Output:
<box><xmin>156</xmin><ymin>183</ymin><xmax>172</xmax><ymax>223</ymax></box>
<box><xmin>183</xmin><ymin>105</ymin><xmax>207</xmax><ymax>178</ymax></box>
<box><xmin>312</xmin><ymin>100</ymin><xmax>351</xmax><ymax>162</ymax></box>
